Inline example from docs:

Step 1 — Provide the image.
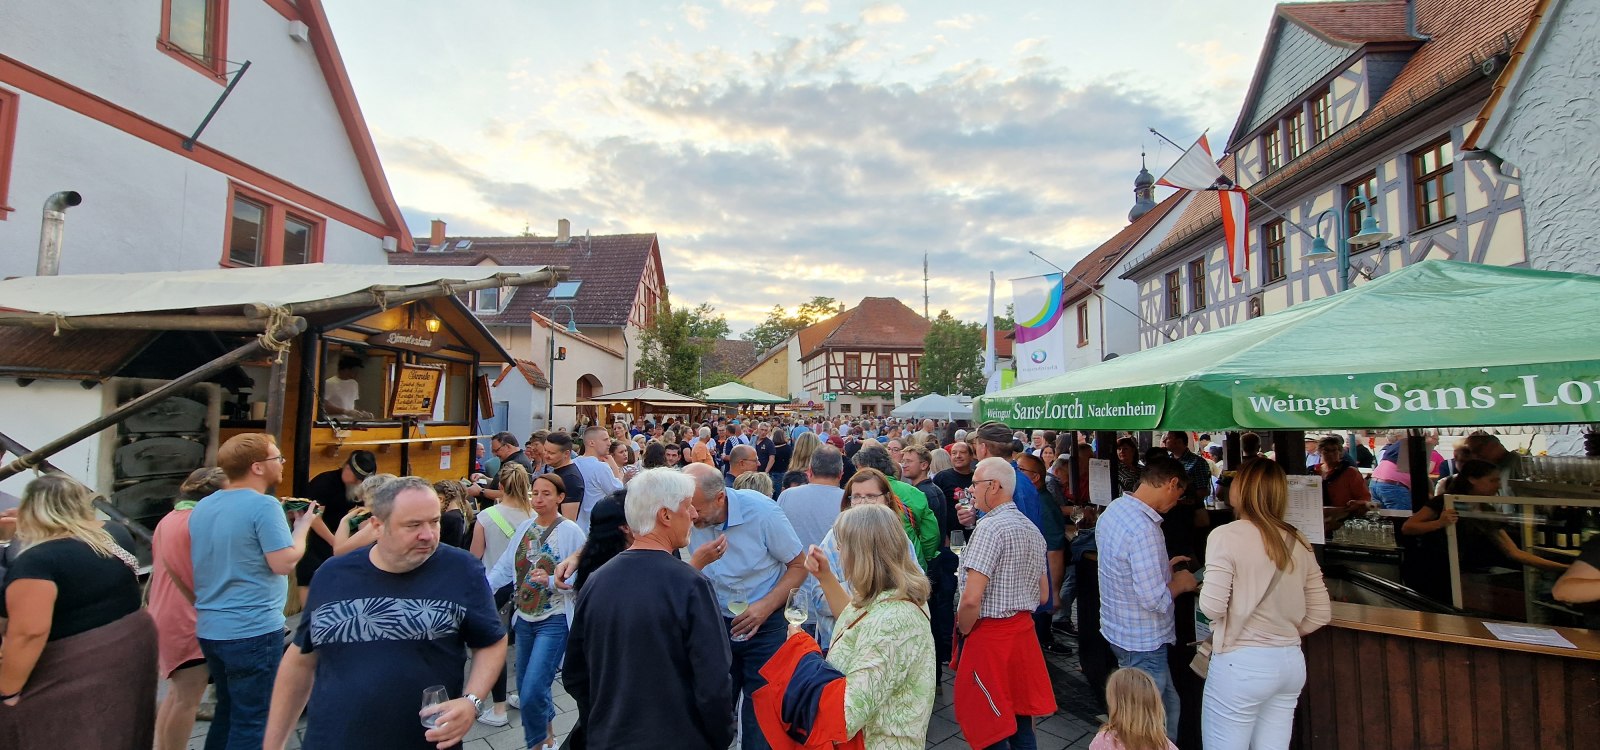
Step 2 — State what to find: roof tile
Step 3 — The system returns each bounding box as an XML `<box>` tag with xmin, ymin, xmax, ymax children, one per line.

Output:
<box><xmin>1280</xmin><ymin>0</ymin><xmax>1415</xmax><ymax>45</ymax></box>
<box><xmin>816</xmin><ymin>297</ymin><xmax>930</xmax><ymax>352</ymax></box>
<box><xmin>1062</xmin><ymin>192</ymin><xmax>1187</xmax><ymax>304</ymax></box>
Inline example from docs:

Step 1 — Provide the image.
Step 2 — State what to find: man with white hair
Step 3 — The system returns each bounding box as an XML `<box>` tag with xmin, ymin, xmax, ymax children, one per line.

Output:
<box><xmin>563</xmin><ymin>469</ymin><xmax>735</xmax><ymax>749</ymax></box>
<box><xmin>953</xmin><ymin>458</ymin><xmax>1054</xmax><ymax>749</ymax></box>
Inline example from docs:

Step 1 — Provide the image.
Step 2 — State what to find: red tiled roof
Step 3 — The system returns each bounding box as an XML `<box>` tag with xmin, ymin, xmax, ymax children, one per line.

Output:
<box><xmin>797</xmin><ymin>309</ymin><xmax>853</xmax><ymax>358</ymax></box>
<box><xmin>1140</xmin><ymin>0</ymin><xmax>1536</xmax><ymax>272</ymax></box>
<box><xmin>704</xmin><ymin>338</ymin><xmax>758</xmax><ymax>377</ymax></box>
<box><xmin>389</xmin><ymin>233</ymin><xmax>660</xmax><ymax>327</ymax></box>
<box><xmin>1279</xmin><ymin>0</ymin><xmax>1414</xmax><ymax>45</ymax></box>
<box><xmin>531</xmin><ymin>311</ymin><xmax>625</xmax><ymax>358</ymax></box>
<box><xmin>0</xmin><ymin>327</ymin><xmax>154</xmax><ymax>381</ymax></box>
<box><xmin>808</xmin><ymin>297</ymin><xmax>930</xmax><ymax>355</ymax></box>
<box><xmin>996</xmin><ymin>329</ymin><xmax>1014</xmax><ymax>358</ymax></box>
<box><xmin>494</xmin><ymin>359</ymin><xmax>550</xmax><ymax>390</ymax></box>
<box><xmin>1062</xmin><ymin>192</ymin><xmax>1186</xmax><ymax>304</ymax></box>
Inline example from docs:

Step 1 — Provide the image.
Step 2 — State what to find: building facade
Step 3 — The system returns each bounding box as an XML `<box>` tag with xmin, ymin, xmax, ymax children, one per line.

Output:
<box><xmin>0</xmin><ymin>0</ymin><xmax>409</xmax><ymax>277</ymax></box>
<box><xmin>1123</xmin><ymin>0</ymin><xmax>1538</xmax><ymax>349</ymax></box>
<box><xmin>797</xmin><ymin>297</ymin><xmax>930</xmax><ymax>417</ymax></box>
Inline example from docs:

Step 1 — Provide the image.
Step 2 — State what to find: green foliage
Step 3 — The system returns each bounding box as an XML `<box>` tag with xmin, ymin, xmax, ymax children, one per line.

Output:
<box><xmin>919</xmin><ymin>310</ymin><xmax>986</xmax><ymax>396</ymax></box>
<box><xmin>740</xmin><ymin>296</ymin><xmax>845</xmax><ymax>354</ymax></box>
<box><xmin>634</xmin><ymin>297</ymin><xmax>730</xmax><ymax>395</ymax></box>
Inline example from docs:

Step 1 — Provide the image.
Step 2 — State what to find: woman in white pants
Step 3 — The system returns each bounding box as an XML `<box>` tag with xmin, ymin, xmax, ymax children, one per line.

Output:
<box><xmin>1199</xmin><ymin>459</ymin><xmax>1331</xmax><ymax>749</ymax></box>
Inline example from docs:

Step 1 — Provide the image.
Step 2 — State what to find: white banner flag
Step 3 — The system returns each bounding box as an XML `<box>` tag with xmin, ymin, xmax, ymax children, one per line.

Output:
<box><xmin>1011</xmin><ymin>273</ymin><xmax>1068</xmax><ymax>383</ymax></box>
<box><xmin>1156</xmin><ymin>133</ymin><xmax>1225</xmax><ymax>191</ymax></box>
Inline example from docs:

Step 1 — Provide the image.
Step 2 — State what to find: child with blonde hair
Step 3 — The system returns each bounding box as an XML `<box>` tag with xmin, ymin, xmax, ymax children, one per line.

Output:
<box><xmin>1090</xmin><ymin>668</ymin><xmax>1178</xmax><ymax>750</ymax></box>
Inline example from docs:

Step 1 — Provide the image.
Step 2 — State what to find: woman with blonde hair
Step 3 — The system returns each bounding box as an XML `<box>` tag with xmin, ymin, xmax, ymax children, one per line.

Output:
<box><xmin>733</xmin><ymin>470</ymin><xmax>775</xmax><ymax>498</ymax></box>
<box><xmin>787</xmin><ymin>432</ymin><xmax>823</xmax><ymax>488</ymax></box>
<box><xmin>0</xmin><ymin>474</ymin><xmax>155</xmax><ymax>749</ymax></box>
<box><xmin>331</xmin><ymin>473</ymin><xmax>397</xmax><ymax>555</ymax></box>
<box><xmin>757</xmin><ymin>504</ymin><xmax>936</xmax><ymax>750</ymax></box>
<box><xmin>929</xmin><ymin>447</ymin><xmax>952</xmax><ymax>475</ymax></box>
<box><xmin>434</xmin><ymin>480</ymin><xmax>476</xmax><ymax>549</ymax></box>
<box><xmin>1090</xmin><ymin>668</ymin><xmax>1177</xmax><ymax>750</ymax></box>
<box><xmin>150</xmin><ymin>467</ymin><xmax>227</xmax><ymax>750</ymax></box>
<box><xmin>469</xmin><ymin>461</ymin><xmax>535</xmax><ymax>726</ymax></box>
<box><xmin>1199</xmin><ymin>459</ymin><xmax>1331</xmax><ymax>749</ymax></box>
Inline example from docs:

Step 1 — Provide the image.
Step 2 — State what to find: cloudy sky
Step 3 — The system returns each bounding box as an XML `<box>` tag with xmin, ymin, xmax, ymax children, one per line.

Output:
<box><xmin>327</xmin><ymin>0</ymin><xmax>1283</xmax><ymax>332</ymax></box>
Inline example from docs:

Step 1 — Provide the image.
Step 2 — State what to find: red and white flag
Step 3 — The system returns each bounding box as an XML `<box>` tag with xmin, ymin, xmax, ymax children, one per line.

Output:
<box><xmin>1156</xmin><ymin>134</ymin><xmax>1225</xmax><ymax>191</ymax></box>
<box><xmin>1219</xmin><ymin>188</ymin><xmax>1250</xmax><ymax>283</ymax></box>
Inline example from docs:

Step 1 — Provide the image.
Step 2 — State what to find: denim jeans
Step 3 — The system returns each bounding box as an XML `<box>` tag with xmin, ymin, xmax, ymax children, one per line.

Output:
<box><xmin>1109</xmin><ymin>642</ymin><xmax>1180</xmax><ymax>741</ymax></box>
<box><xmin>514</xmin><ymin>614</ymin><xmax>570</xmax><ymax>748</ymax></box>
<box><xmin>728</xmin><ymin>616</ymin><xmax>786</xmax><ymax>750</ymax></box>
<box><xmin>1370</xmin><ymin>480</ymin><xmax>1412</xmax><ymax>511</ymax></box>
<box><xmin>198</xmin><ymin>630</ymin><xmax>284</xmax><ymax>750</ymax></box>
<box><xmin>982</xmin><ymin>715</ymin><xmax>1038</xmax><ymax>749</ymax></box>
<box><xmin>1201</xmin><ymin>645</ymin><xmax>1305</xmax><ymax>750</ymax></box>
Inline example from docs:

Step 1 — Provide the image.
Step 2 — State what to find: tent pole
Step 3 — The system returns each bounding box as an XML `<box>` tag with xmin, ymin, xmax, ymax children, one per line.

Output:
<box><xmin>0</xmin><ymin>430</ymin><xmax>153</xmax><ymax>545</ymax></box>
<box><xmin>1274</xmin><ymin>431</ymin><xmax>1307</xmax><ymax>476</ymax></box>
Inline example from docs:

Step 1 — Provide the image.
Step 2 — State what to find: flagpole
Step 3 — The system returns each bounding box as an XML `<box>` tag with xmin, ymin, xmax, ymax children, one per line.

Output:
<box><xmin>983</xmin><ymin>273</ymin><xmax>996</xmax><ymax>378</ymax></box>
<box><xmin>1150</xmin><ymin>127</ymin><xmax>1327</xmax><ymax>244</ymax></box>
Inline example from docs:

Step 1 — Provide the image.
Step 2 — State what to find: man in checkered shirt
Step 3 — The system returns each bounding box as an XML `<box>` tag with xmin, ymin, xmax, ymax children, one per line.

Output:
<box><xmin>952</xmin><ymin>458</ymin><xmax>1054</xmax><ymax>748</ymax></box>
<box><xmin>1097</xmin><ymin>455</ymin><xmax>1199</xmax><ymax>741</ymax></box>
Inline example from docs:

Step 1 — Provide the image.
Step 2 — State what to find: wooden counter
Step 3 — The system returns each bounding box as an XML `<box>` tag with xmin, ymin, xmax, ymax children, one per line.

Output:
<box><xmin>1294</xmin><ymin>603</ymin><xmax>1600</xmax><ymax>749</ymax></box>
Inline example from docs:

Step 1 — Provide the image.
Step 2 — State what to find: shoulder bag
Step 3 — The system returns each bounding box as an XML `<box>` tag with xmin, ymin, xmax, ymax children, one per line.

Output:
<box><xmin>1190</xmin><ymin>563</ymin><xmax>1285</xmax><ymax>679</ymax></box>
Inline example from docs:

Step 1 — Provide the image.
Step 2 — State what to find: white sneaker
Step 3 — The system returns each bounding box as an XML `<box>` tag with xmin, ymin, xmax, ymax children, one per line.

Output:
<box><xmin>476</xmin><ymin>706</ymin><xmax>509</xmax><ymax>727</ymax></box>
<box><xmin>508</xmin><ymin>694</ymin><xmax>522</xmax><ymax>710</ymax></box>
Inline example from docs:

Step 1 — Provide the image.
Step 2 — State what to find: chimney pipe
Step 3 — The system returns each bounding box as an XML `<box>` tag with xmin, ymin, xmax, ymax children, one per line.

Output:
<box><xmin>1406</xmin><ymin>0</ymin><xmax>1431</xmax><ymax>41</ymax></box>
<box><xmin>557</xmin><ymin>219</ymin><xmax>570</xmax><ymax>244</ymax></box>
<box><xmin>429</xmin><ymin>219</ymin><xmax>447</xmax><ymax>249</ymax></box>
<box><xmin>37</xmin><ymin>191</ymin><xmax>83</xmax><ymax>276</ymax></box>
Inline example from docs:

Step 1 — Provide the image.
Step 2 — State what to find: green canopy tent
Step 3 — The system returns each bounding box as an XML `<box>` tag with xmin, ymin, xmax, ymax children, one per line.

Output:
<box><xmin>975</xmin><ymin>261</ymin><xmax>1600</xmax><ymax>431</ymax></box>
<box><xmin>700</xmin><ymin>381</ymin><xmax>790</xmax><ymax>405</ymax></box>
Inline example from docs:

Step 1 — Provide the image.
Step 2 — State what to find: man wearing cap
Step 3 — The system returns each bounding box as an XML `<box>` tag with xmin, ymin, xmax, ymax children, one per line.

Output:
<box><xmin>295</xmin><ymin>450</ymin><xmax>377</xmax><ymax>604</ymax></box>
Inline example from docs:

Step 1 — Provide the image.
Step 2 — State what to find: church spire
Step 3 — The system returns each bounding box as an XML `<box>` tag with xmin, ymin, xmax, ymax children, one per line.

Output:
<box><xmin>1129</xmin><ymin>150</ymin><xmax>1157</xmax><ymax>222</ymax></box>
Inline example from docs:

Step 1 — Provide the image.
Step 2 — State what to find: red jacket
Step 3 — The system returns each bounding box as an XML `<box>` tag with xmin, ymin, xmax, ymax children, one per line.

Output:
<box><xmin>754</xmin><ymin>633</ymin><xmax>866</xmax><ymax>750</ymax></box>
<box><xmin>952</xmin><ymin>613</ymin><xmax>1057</xmax><ymax>747</ymax></box>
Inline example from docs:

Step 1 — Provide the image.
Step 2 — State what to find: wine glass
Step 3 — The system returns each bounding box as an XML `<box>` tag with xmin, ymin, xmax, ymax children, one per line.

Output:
<box><xmin>784</xmin><ymin>588</ymin><xmax>808</xmax><ymax>627</ymax></box>
<box><xmin>728</xmin><ymin>592</ymin><xmax>752</xmax><ymax>642</ymax></box>
<box><xmin>420</xmin><ymin>684</ymin><xmax>448</xmax><ymax>729</ymax></box>
<box><xmin>950</xmin><ymin>530</ymin><xmax>967</xmax><ymax>557</ymax></box>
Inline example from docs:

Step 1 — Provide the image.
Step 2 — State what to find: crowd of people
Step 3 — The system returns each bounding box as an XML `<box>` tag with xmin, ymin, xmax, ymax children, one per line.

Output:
<box><xmin>1</xmin><ymin>414</ymin><xmax>1597</xmax><ymax>750</ymax></box>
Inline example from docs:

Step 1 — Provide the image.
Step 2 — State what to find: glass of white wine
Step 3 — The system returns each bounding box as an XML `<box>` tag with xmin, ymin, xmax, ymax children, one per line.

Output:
<box><xmin>784</xmin><ymin>588</ymin><xmax>808</xmax><ymax>628</ymax></box>
<box><xmin>950</xmin><ymin>529</ymin><xmax>966</xmax><ymax>557</ymax></box>
<box><xmin>728</xmin><ymin>592</ymin><xmax>752</xmax><ymax>642</ymax></box>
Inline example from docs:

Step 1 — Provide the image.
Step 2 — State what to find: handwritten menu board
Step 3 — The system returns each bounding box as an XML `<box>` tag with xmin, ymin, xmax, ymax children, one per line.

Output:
<box><xmin>1284</xmin><ymin>475</ymin><xmax>1327</xmax><ymax>545</ymax></box>
<box><xmin>390</xmin><ymin>364</ymin><xmax>443</xmax><ymax>417</ymax></box>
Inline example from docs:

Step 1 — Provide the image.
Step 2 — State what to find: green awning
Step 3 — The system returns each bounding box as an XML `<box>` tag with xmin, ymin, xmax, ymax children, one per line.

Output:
<box><xmin>701</xmin><ymin>382</ymin><xmax>790</xmax><ymax>405</ymax></box>
<box><xmin>975</xmin><ymin>261</ymin><xmax>1600</xmax><ymax>431</ymax></box>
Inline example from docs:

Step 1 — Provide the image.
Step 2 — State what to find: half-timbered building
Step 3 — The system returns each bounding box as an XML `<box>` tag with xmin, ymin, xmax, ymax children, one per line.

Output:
<box><xmin>797</xmin><ymin>297</ymin><xmax>930</xmax><ymax>417</ymax></box>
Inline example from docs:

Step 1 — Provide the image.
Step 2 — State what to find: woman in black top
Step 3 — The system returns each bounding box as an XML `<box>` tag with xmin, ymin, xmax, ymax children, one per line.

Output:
<box><xmin>433</xmin><ymin>480</ymin><xmax>475</xmax><ymax>549</ymax></box>
<box><xmin>0</xmin><ymin>474</ymin><xmax>156</xmax><ymax>749</ymax></box>
<box><xmin>769</xmin><ymin>429</ymin><xmax>793</xmax><ymax>497</ymax></box>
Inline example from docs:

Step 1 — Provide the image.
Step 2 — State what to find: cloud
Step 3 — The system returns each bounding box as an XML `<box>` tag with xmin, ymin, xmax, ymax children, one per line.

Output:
<box><xmin>935</xmin><ymin>14</ymin><xmax>982</xmax><ymax>30</ymax></box>
<box><xmin>801</xmin><ymin>0</ymin><xmax>829</xmax><ymax>13</ymax></box>
<box><xmin>681</xmin><ymin>4</ymin><xmax>709</xmax><ymax>30</ymax></box>
<box><xmin>1013</xmin><ymin>37</ymin><xmax>1046</xmax><ymax>55</ymax></box>
<box><xmin>720</xmin><ymin>0</ymin><xmax>776</xmax><ymax>15</ymax></box>
<box><xmin>860</xmin><ymin>3</ymin><xmax>907</xmax><ymax>25</ymax></box>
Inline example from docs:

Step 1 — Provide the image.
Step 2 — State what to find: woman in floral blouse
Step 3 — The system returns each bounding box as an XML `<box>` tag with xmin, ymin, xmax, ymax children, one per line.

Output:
<box><xmin>796</xmin><ymin>504</ymin><xmax>937</xmax><ymax>750</ymax></box>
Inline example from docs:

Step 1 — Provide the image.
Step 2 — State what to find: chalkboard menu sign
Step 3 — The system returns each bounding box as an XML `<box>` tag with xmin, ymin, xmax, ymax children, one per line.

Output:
<box><xmin>390</xmin><ymin>364</ymin><xmax>444</xmax><ymax>417</ymax></box>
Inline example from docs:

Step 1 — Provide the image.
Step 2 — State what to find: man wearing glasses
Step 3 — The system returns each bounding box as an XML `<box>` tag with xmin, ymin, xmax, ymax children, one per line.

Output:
<box><xmin>189</xmin><ymin>433</ymin><xmax>320</xmax><ymax>750</ymax></box>
<box><xmin>723</xmin><ymin>444</ymin><xmax>761</xmax><ymax>487</ymax></box>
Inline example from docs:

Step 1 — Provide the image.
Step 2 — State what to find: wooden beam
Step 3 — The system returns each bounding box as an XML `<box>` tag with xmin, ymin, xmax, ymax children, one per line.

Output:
<box><xmin>0</xmin><ymin>313</ymin><xmax>271</xmax><ymax>331</ymax></box>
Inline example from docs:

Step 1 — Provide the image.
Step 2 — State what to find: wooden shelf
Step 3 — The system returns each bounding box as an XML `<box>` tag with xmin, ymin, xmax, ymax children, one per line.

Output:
<box><xmin>333</xmin><ymin>434</ymin><xmax>490</xmax><ymax>447</ymax></box>
<box><xmin>1328</xmin><ymin>602</ymin><xmax>1600</xmax><ymax>661</ymax></box>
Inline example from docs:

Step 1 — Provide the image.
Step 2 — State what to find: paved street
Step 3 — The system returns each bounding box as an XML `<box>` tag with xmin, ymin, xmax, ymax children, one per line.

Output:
<box><xmin>185</xmin><ymin>632</ymin><xmax>1103</xmax><ymax>749</ymax></box>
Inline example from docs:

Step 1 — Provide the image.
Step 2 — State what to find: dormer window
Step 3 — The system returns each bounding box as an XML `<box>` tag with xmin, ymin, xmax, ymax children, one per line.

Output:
<box><xmin>1262</xmin><ymin>128</ymin><xmax>1282</xmax><ymax>173</ymax></box>
<box><xmin>1286</xmin><ymin>110</ymin><xmax>1306</xmax><ymax>160</ymax></box>
<box><xmin>1311</xmin><ymin>88</ymin><xmax>1333</xmax><ymax>143</ymax></box>
<box><xmin>473</xmin><ymin>287</ymin><xmax>503</xmax><ymax>313</ymax></box>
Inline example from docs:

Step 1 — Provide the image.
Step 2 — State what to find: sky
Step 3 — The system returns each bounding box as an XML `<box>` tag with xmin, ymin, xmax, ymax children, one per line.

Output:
<box><xmin>326</xmin><ymin>0</ymin><xmax>1285</xmax><ymax>333</ymax></box>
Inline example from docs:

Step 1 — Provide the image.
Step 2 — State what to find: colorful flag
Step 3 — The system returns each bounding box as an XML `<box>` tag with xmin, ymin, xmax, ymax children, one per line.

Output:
<box><xmin>1011</xmin><ymin>273</ymin><xmax>1068</xmax><ymax>383</ymax></box>
<box><xmin>1220</xmin><ymin>188</ymin><xmax>1250</xmax><ymax>283</ymax></box>
<box><xmin>1156</xmin><ymin>134</ymin><xmax>1225</xmax><ymax>191</ymax></box>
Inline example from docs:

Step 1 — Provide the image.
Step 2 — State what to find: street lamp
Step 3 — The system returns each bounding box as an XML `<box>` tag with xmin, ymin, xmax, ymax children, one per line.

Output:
<box><xmin>544</xmin><ymin>304</ymin><xmax>580</xmax><ymax>428</ymax></box>
<box><xmin>1302</xmin><ymin>187</ymin><xmax>1394</xmax><ymax>291</ymax></box>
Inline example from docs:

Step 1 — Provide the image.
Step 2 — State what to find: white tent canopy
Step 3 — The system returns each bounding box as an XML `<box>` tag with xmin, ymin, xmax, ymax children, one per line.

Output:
<box><xmin>0</xmin><ymin>264</ymin><xmax>553</xmax><ymax>316</ymax></box>
<box><xmin>891</xmin><ymin>393</ymin><xmax>972</xmax><ymax>421</ymax></box>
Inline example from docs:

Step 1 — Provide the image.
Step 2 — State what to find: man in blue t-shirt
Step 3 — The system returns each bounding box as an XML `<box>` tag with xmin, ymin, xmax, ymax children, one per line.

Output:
<box><xmin>264</xmin><ymin>476</ymin><xmax>506</xmax><ymax>750</ymax></box>
<box><xmin>189</xmin><ymin>433</ymin><xmax>318</xmax><ymax>750</ymax></box>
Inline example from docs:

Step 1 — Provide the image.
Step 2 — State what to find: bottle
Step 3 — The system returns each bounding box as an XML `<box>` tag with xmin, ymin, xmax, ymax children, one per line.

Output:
<box><xmin>1582</xmin><ymin>509</ymin><xmax>1600</xmax><ymax>546</ymax></box>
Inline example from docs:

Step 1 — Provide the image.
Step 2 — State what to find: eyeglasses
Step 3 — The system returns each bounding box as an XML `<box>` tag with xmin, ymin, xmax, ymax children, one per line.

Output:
<box><xmin>971</xmin><ymin>478</ymin><xmax>999</xmax><ymax>492</ymax></box>
<box><xmin>849</xmin><ymin>492</ymin><xmax>887</xmax><ymax>503</ymax></box>
<box><xmin>260</xmin><ymin>454</ymin><xmax>287</xmax><ymax>464</ymax></box>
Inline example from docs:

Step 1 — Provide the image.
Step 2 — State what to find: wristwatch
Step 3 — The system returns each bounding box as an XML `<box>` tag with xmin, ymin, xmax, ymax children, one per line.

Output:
<box><xmin>464</xmin><ymin>692</ymin><xmax>484</xmax><ymax>714</ymax></box>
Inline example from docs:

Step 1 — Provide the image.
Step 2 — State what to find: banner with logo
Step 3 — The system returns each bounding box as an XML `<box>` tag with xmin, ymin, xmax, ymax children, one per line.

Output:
<box><xmin>1012</xmin><ymin>273</ymin><xmax>1068</xmax><ymax>383</ymax></box>
<box><xmin>976</xmin><ymin>384</ymin><xmax>1166</xmax><ymax>430</ymax></box>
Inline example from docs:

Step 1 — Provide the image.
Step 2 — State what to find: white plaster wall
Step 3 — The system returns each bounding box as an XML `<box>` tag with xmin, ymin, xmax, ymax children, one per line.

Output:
<box><xmin>1489</xmin><ymin>0</ymin><xmax>1600</xmax><ymax>275</ymax></box>
<box><xmin>1078</xmin><ymin>192</ymin><xmax>1193</xmax><ymax>367</ymax></box>
<box><xmin>0</xmin><ymin>380</ymin><xmax>110</xmax><ymax>497</ymax></box>
<box><xmin>0</xmin><ymin>0</ymin><xmax>380</xmax><ymax>218</ymax></box>
<box><xmin>0</xmin><ymin>91</ymin><xmax>388</xmax><ymax>277</ymax></box>
<box><xmin>521</xmin><ymin>322</ymin><xmax>624</xmax><ymax>430</ymax></box>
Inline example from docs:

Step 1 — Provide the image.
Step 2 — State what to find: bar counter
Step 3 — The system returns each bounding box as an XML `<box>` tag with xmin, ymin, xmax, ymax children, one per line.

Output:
<box><xmin>1294</xmin><ymin>602</ymin><xmax>1600</xmax><ymax>749</ymax></box>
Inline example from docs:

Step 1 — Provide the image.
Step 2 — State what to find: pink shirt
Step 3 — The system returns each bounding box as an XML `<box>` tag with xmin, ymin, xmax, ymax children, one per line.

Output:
<box><xmin>149</xmin><ymin>508</ymin><xmax>203</xmax><ymax>676</ymax></box>
<box><xmin>1090</xmin><ymin>729</ymin><xmax>1178</xmax><ymax>750</ymax></box>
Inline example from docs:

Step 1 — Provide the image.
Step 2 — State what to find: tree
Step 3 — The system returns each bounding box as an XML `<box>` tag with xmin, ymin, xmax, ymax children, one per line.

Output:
<box><xmin>919</xmin><ymin>310</ymin><xmax>986</xmax><ymax>396</ymax></box>
<box><xmin>634</xmin><ymin>299</ymin><xmax>728</xmax><ymax>395</ymax></box>
<box><xmin>740</xmin><ymin>296</ymin><xmax>845</xmax><ymax>354</ymax></box>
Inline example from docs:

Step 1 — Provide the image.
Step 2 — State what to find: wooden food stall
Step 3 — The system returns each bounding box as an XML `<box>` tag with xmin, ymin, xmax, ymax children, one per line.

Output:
<box><xmin>0</xmin><ymin>264</ymin><xmax>561</xmax><ymax>548</ymax></box>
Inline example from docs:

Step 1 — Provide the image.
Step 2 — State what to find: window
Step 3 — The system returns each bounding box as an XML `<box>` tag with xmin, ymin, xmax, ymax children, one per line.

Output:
<box><xmin>1345</xmin><ymin>171</ymin><xmax>1379</xmax><ymax>250</ymax></box>
<box><xmin>1164</xmin><ymin>270</ymin><xmax>1182</xmax><ymax>320</ymax></box>
<box><xmin>222</xmin><ymin>185</ymin><xmax>323</xmax><ymax>267</ymax></box>
<box><xmin>1076</xmin><ymin>302</ymin><xmax>1090</xmax><ymax>346</ymax></box>
<box><xmin>1412</xmin><ymin>137</ymin><xmax>1456</xmax><ymax>229</ymax></box>
<box><xmin>1262</xmin><ymin>128</ymin><xmax>1282</xmax><ymax>173</ymax></box>
<box><xmin>1189</xmin><ymin>258</ymin><xmax>1207</xmax><ymax>311</ymax></box>
<box><xmin>908</xmin><ymin>355</ymin><xmax>921</xmax><ymax>383</ymax></box>
<box><xmin>1262</xmin><ymin>220</ymin><xmax>1286</xmax><ymax>284</ymax></box>
<box><xmin>1311</xmin><ymin>88</ymin><xmax>1333</xmax><ymax>143</ymax></box>
<box><xmin>839</xmin><ymin>403</ymin><xmax>852</xmax><ymax>414</ymax></box>
<box><xmin>1286</xmin><ymin>110</ymin><xmax>1306</xmax><ymax>161</ymax></box>
<box><xmin>0</xmin><ymin>87</ymin><xmax>16</xmax><ymax>220</ymax></box>
<box><xmin>159</xmin><ymin>0</ymin><xmax>228</xmax><ymax>80</ymax></box>
<box><xmin>877</xmin><ymin>354</ymin><xmax>893</xmax><ymax>384</ymax></box>
<box><xmin>472</xmin><ymin>287</ymin><xmax>501</xmax><ymax>313</ymax></box>
<box><xmin>549</xmin><ymin>280</ymin><xmax>583</xmax><ymax>299</ymax></box>
<box><xmin>843</xmin><ymin>354</ymin><xmax>861</xmax><ymax>380</ymax></box>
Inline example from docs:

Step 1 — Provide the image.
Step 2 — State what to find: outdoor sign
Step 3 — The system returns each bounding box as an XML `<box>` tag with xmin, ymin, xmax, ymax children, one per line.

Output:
<box><xmin>439</xmin><ymin>445</ymin><xmax>452</xmax><ymax>471</ymax></box>
<box><xmin>1012</xmin><ymin>273</ymin><xmax>1068</xmax><ymax>383</ymax></box>
<box><xmin>1285</xmin><ymin>475</ymin><xmax>1326</xmax><ymax>545</ymax></box>
<box><xmin>1232</xmin><ymin>362</ymin><xmax>1600</xmax><ymax>429</ymax></box>
<box><xmin>390</xmin><ymin>364</ymin><xmax>444</xmax><ymax>417</ymax></box>
<box><xmin>367</xmin><ymin>328</ymin><xmax>444</xmax><ymax>354</ymax></box>
<box><xmin>822</xmin><ymin>392</ymin><xmax>838</xmax><ymax>402</ymax></box>
<box><xmin>976</xmin><ymin>384</ymin><xmax>1166</xmax><ymax>430</ymax></box>
<box><xmin>1087</xmin><ymin>458</ymin><xmax>1113</xmax><ymax>505</ymax></box>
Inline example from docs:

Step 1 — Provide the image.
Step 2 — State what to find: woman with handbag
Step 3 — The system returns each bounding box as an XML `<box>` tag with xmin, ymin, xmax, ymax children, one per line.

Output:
<box><xmin>0</xmin><ymin>474</ymin><xmax>156</xmax><ymax>750</ymax></box>
<box><xmin>1197</xmin><ymin>459</ymin><xmax>1330</xmax><ymax>750</ymax></box>
<box><xmin>470</xmin><ymin>463</ymin><xmax>536</xmax><ymax>726</ymax></box>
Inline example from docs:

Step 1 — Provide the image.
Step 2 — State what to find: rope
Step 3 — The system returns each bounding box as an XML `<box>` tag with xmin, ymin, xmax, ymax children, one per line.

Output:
<box><xmin>257</xmin><ymin>306</ymin><xmax>295</xmax><ymax>363</ymax></box>
<box><xmin>48</xmin><ymin>312</ymin><xmax>75</xmax><ymax>337</ymax></box>
<box><xmin>374</xmin><ymin>289</ymin><xmax>391</xmax><ymax>310</ymax></box>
